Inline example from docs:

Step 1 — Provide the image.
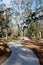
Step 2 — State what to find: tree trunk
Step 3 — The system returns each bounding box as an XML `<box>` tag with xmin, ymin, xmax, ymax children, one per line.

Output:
<box><xmin>39</xmin><ymin>32</ymin><xmax>41</xmax><ymax>39</ymax></box>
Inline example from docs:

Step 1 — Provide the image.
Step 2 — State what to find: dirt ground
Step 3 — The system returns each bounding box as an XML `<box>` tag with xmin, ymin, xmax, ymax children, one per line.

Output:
<box><xmin>21</xmin><ymin>39</ymin><xmax>43</xmax><ymax>65</ymax></box>
<box><xmin>0</xmin><ymin>41</ymin><xmax>12</xmax><ymax>65</ymax></box>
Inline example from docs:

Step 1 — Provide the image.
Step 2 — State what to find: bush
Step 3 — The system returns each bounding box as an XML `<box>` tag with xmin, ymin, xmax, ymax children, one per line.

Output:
<box><xmin>7</xmin><ymin>37</ymin><xmax>18</xmax><ymax>41</ymax></box>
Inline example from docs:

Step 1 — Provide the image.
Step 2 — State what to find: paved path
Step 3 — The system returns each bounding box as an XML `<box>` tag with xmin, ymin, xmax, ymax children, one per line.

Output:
<box><xmin>2</xmin><ymin>40</ymin><xmax>40</xmax><ymax>65</ymax></box>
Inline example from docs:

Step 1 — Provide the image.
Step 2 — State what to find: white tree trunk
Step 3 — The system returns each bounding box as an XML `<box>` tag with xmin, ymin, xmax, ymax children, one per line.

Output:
<box><xmin>19</xmin><ymin>0</ymin><xmax>23</xmax><ymax>37</ymax></box>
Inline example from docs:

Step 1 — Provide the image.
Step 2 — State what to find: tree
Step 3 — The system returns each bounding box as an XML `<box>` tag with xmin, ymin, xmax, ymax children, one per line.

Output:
<box><xmin>0</xmin><ymin>0</ymin><xmax>13</xmax><ymax>40</ymax></box>
<box><xmin>4</xmin><ymin>8</ymin><xmax>13</xmax><ymax>40</ymax></box>
<box><xmin>11</xmin><ymin>0</ymin><xmax>33</xmax><ymax>36</ymax></box>
<box><xmin>28</xmin><ymin>21</ymin><xmax>41</xmax><ymax>40</ymax></box>
<box><xmin>0</xmin><ymin>10</ymin><xmax>5</xmax><ymax>37</ymax></box>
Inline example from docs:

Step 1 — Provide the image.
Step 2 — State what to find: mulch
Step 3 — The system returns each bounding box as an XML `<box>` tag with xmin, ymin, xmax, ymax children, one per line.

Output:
<box><xmin>0</xmin><ymin>41</ymin><xmax>12</xmax><ymax>65</ymax></box>
<box><xmin>21</xmin><ymin>39</ymin><xmax>43</xmax><ymax>65</ymax></box>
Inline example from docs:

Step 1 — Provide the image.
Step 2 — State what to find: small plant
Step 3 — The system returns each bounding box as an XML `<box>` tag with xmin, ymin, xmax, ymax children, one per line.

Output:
<box><xmin>7</xmin><ymin>37</ymin><xmax>18</xmax><ymax>41</ymax></box>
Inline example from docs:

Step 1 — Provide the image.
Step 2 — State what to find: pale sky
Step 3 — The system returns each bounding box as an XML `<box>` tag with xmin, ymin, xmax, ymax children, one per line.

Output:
<box><xmin>0</xmin><ymin>0</ymin><xmax>36</xmax><ymax>11</ymax></box>
<box><xmin>0</xmin><ymin>0</ymin><xmax>11</xmax><ymax>7</ymax></box>
<box><xmin>0</xmin><ymin>0</ymin><xmax>35</xmax><ymax>25</ymax></box>
<box><xmin>0</xmin><ymin>0</ymin><xmax>42</xmax><ymax>24</ymax></box>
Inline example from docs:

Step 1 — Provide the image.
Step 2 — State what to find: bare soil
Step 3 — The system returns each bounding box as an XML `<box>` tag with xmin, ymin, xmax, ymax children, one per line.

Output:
<box><xmin>21</xmin><ymin>39</ymin><xmax>43</xmax><ymax>65</ymax></box>
<box><xmin>0</xmin><ymin>41</ymin><xmax>12</xmax><ymax>65</ymax></box>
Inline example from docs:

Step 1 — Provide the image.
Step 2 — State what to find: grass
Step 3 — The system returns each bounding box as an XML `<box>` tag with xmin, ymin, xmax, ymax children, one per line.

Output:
<box><xmin>7</xmin><ymin>37</ymin><xmax>18</xmax><ymax>42</ymax></box>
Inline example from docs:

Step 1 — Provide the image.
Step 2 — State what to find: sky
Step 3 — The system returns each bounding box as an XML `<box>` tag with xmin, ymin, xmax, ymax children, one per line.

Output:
<box><xmin>0</xmin><ymin>0</ymin><xmax>43</xmax><ymax>11</ymax></box>
<box><xmin>0</xmin><ymin>0</ymin><xmax>11</xmax><ymax>7</ymax></box>
<box><xmin>0</xmin><ymin>0</ymin><xmax>43</xmax><ymax>24</ymax></box>
<box><xmin>0</xmin><ymin>0</ymin><xmax>36</xmax><ymax>11</ymax></box>
<box><xmin>0</xmin><ymin>0</ymin><xmax>11</xmax><ymax>5</ymax></box>
<box><xmin>0</xmin><ymin>0</ymin><xmax>36</xmax><ymax>24</ymax></box>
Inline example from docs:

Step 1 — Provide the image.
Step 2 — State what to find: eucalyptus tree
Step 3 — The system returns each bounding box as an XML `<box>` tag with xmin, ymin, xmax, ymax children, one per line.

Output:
<box><xmin>0</xmin><ymin>0</ymin><xmax>6</xmax><ymax>37</ymax></box>
<box><xmin>11</xmin><ymin>0</ymin><xmax>33</xmax><ymax>36</ymax></box>
<box><xmin>36</xmin><ymin>0</ymin><xmax>43</xmax><ymax>39</ymax></box>
<box><xmin>27</xmin><ymin>0</ymin><xmax>43</xmax><ymax>39</ymax></box>
<box><xmin>38</xmin><ymin>0</ymin><xmax>43</xmax><ymax>38</ymax></box>
<box><xmin>0</xmin><ymin>0</ymin><xmax>13</xmax><ymax>40</ymax></box>
<box><xmin>4</xmin><ymin>8</ymin><xmax>13</xmax><ymax>40</ymax></box>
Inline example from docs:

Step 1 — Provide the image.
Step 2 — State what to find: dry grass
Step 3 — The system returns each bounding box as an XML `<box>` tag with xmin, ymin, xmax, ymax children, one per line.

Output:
<box><xmin>21</xmin><ymin>39</ymin><xmax>43</xmax><ymax>65</ymax></box>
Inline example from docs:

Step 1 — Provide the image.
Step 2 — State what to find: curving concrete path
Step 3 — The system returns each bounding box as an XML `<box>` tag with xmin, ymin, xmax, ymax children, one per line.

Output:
<box><xmin>2</xmin><ymin>40</ymin><xmax>40</xmax><ymax>65</ymax></box>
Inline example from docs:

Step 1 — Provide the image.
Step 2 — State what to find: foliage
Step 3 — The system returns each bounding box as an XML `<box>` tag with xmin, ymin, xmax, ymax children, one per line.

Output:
<box><xmin>0</xmin><ymin>0</ymin><xmax>43</xmax><ymax>39</ymax></box>
<box><xmin>0</xmin><ymin>1</ymin><xmax>13</xmax><ymax>40</ymax></box>
<box><xmin>28</xmin><ymin>21</ymin><xmax>41</xmax><ymax>40</ymax></box>
<box><xmin>7</xmin><ymin>37</ymin><xmax>18</xmax><ymax>41</ymax></box>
